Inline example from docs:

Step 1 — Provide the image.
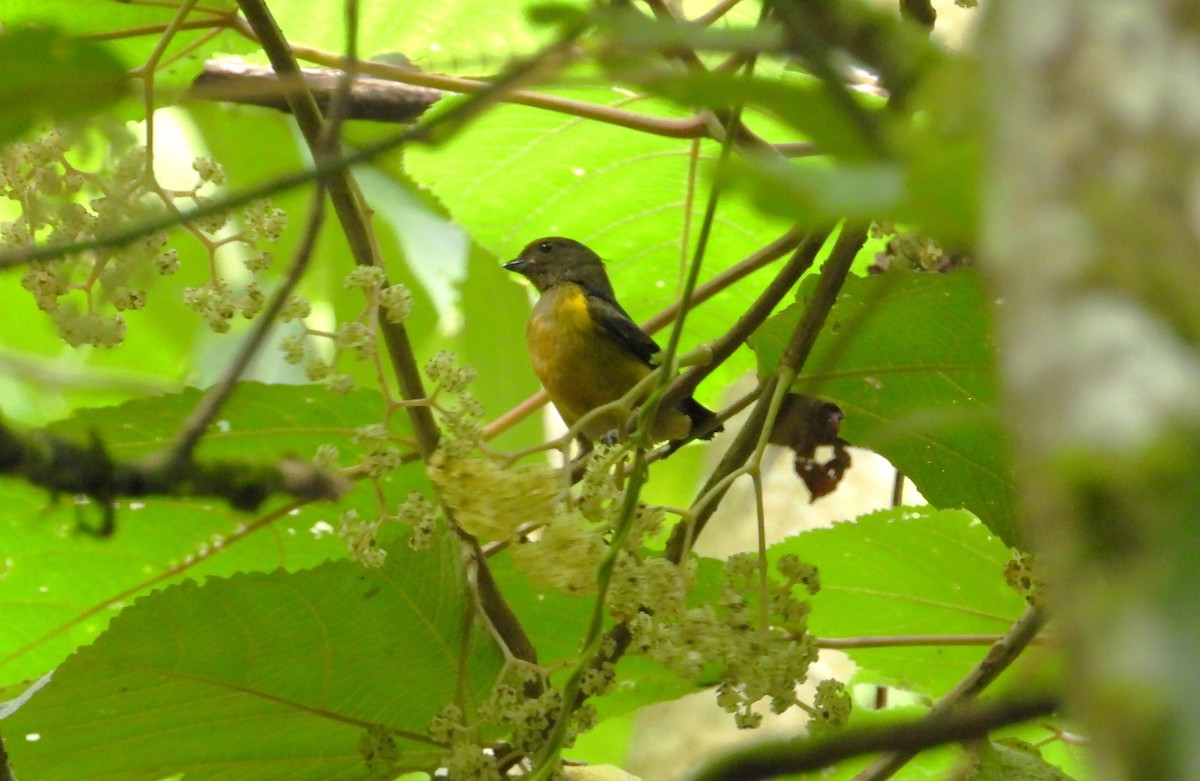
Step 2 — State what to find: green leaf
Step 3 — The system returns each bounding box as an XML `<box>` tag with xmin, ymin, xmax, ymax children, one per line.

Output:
<box><xmin>888</xmin><ymin>56</ymin><xmax>984</xmax><ymax>246</ymax></box>
<box><xmin>776</xmin><ymin>506</ymin><xmax>1026</xmax><ymax>694</ymax></box>
<box><xmin>962</xmin><ymin>739</ymin><xmax>1076</xmax><ymax>781</ymax></box>
<box><xmin>731</xmin><ymin>156</ymin><xmax>906</xmax><ymax>225</ymax></box>
<box><xmin>265</xmin><ymin>0</ymin><xmax>580</xmax><ymax>73</ymax></box>
<box><xmin>0</xmin><ymin>384</ymin><xmax>424</xmax><ymax>687</ymax></box>
<box><xmin>642</xmin><ymin>70</ymin><xmax>880</xmax><ymax>160</ymax></box>
<box><xmin>5</xmin><ymin>3</ymin><xmax>251</xmax><ymax>100</ymax></box>
<box><xmin>3</xmin><ymin>531</ymin><xmax>501</xmax><ymax>781</ymax></box>
<box><xmin>750</xmin><ymin>269</ymin><xmax>1017</xmax><ymax>545</ymax></box>
<box><xmin>489</xmin><ymin>551</ymin><xmax>700</xmax><ymax>720</ymax></box>
<box><xmin>0</xmin><ymin>28</ymin><xmax>129</xmax><ymax>141</ymax></box>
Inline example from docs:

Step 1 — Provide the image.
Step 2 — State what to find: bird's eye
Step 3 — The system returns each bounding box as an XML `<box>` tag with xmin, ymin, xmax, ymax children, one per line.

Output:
<box><xmin>537</xmin><ymin>241</ymin><xmax>553</xmax><ymax>253</ymax></box>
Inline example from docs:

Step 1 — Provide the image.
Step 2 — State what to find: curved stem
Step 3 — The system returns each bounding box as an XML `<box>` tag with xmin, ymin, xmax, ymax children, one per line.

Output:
<box><xmin>849</xmin><ymin>605</ymin><xmax>1048</xmax><ymax>781</ymax></box>
<box><xmin>666</xmin><ymin>226</ymin><xmax>865</xmax><ymax>562</ymax></box>
<box><xmin>687</xmin><ymin>694</ymin><xmax>1058</xmax><ymax>781</ymax></box>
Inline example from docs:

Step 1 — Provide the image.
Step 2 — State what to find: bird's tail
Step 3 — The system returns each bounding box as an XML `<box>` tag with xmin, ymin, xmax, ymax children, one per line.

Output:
<box><xmin>680</xmin><ymin>397</ymin><xmax>723</xmax><ymax>441</ymax></box>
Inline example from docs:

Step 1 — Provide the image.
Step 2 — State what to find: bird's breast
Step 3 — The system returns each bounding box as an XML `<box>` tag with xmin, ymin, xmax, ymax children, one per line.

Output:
<box><xmin>525</xmin><ymin>284</ymin><xmax>651</xmax><ymax>434</ymax></box>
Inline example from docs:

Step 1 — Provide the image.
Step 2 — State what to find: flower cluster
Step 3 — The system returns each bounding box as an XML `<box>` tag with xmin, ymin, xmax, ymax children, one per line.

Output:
<box><xmin>626</xmin><ymin>551</ymin><xmax>833</xmax><ymax>729</ymax></box>
<box><xmin>868</xmin><ymin>221</ymin><xmax>968</xmax><ymax>274</ymax></box>
<box><xmin>357</xmin><ymin>725</ymin><xmax>400</xmax><ymax>778</ymax></box>
<box><xmin>352</xmin><ymin>423</ymin><xmax>405</xmax><ymax>478</ymax></box>
<box><xmin>810</xmin><ymin>678</ymin><xmax>852</xmax><ymax>733</ymax></box>
<box><xmin>1004</xmin><ymin>550</ymin><xmax>1047</xmax><ymax>609</ymax></box>
<box><xmin>276</xmin><ymin>262</ymin><xmax>418</xmax><ymax>397</ymax></box>
<box><xmin>333</xmin><ymin>492</ymin><xmax>441</xmax><ymax>566</ymax></box>
<box><xmin>2</xmin><ymin>125</ymin><xmax>292</xmax><ymax>347</ymax></box>
<box><xmin>337</xmin><ymin>508</ymin><xmax>387</xmax><ymax>568</ymax></box>
<box><xmin>425</xmin><ymin>668</ymin><xmax>588</xmax><ymax>781</ymax></box>
<box><xmin>394</xmin><ymin>492</ymin><xmax>438</xmax><ymax>550</ymax></box>
<box><xmin>428</xmin><ymin>454</ymin><xmax>562</xmax><ymax>542</ymax></box>
<box><xmin>505</xmin><ymin>449</ymin><xmax>667</xmax><ymax>595</ymax></box>
<box><xmin>511</xmin><ymin>511</ymin><xmax>607</xmax><ymax>593</ymax></box>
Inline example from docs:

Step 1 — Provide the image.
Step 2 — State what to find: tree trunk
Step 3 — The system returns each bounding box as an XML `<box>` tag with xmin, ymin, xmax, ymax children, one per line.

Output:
<box><xmin>981</xmin><ymin>2</ymin><xmax>1200</xmax><ymax>779</ymax></box>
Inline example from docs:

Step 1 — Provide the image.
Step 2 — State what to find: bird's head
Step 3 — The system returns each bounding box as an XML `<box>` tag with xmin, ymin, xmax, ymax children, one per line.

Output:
<box><xmin>504</xmin><ymin>236</ymin><xmax>611</xmax><ymax>294</ymax></box>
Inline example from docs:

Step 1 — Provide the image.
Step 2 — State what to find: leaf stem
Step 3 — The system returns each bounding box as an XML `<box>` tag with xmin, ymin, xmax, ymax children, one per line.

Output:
<box><xmin>849</xmin><ymin>605</ymin><xmax>1048</xmax><ymax>781</ymax></box>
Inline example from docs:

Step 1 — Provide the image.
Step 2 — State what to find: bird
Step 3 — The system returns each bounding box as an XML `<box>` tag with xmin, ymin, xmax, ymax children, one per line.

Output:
<box><xmin>504</xmin><ymin>236</ymin><xmax>722</xmax><ymax>446</ymax></box>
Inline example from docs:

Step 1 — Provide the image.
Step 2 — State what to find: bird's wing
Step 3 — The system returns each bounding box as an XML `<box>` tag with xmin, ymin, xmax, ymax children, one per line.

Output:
<box><xmin>583</xmin><ymin>285</ymin><xmax>662</xmax><ymax>366</ymax></box>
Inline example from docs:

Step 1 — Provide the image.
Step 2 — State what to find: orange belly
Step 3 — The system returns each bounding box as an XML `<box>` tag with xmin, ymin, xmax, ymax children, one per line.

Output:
<box><xmin>526</xmin><ymin>284</ymin><xmax>654</xmax><ymax>440</ymax></box>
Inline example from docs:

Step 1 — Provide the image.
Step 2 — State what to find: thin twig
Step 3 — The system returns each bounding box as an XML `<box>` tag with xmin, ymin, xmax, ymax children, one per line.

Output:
<box><xmin>266</xmin><ymin>44</ymin><xmax>713</xmax><ymax>139</ymax></box>
<box><xmin>816</xmin><ymin>633</ymin><xmax>1045</xmax><ymax>649</ymax></box>
<box><xmin>891</xmin><ymin>468</ymin><xmax>905</xmax><ymax>506</ymax></box>
<box><xmin>695</xmin><ymin>0</ymin><xmax>747</xmax><ymax>26</ymax></box>
<box><xmin>168</xmin><ymin>183</ymin><xmax>328</xmax><ymax>463</ymax></box>
<box><xmin>687</xmin><ymin>694</ymin><xmax>1058</xmax><ymax>781</ymax></box>
<box><xmin>81</xmin><ymin>14</ymin><xmax>233</xmax><ymax>43</ymax></box>
<box><xmin>850</xmin><ymin>605</ymin><xmax>1048</xmax><ymax>780</ymax></box>
<box><xmin>234</xmin><ymin>0</ymin><xmax>564</xmax><ymax>666</ymax></box>
<box><xmin>527</xmin><ymin>453</ymin><xmax>652</xmax><ymax>781</ymax></box>
<box><xmin>666</xmin><ymin>227</ymin><xmax>866</xmax><ymax>561</ymax></box>
<box><xmin>0</xmin><ymin>728</ymin><xmax>12</xmax><ymax>781</ymax></box>
<box><xmin>662</xmin><ymin>227</ymin><xmax>829</xmax><ymax>419</ymax></box>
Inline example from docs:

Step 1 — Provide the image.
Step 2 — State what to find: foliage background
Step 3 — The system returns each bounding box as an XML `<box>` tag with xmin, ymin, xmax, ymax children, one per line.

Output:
<box><xmin>6</xmin><ymin>0</ymin><xmax>1191</xmax><ymax>779</ymax></box>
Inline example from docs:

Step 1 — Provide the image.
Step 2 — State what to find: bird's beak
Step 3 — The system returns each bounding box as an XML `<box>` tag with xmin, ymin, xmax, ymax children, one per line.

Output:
<box><xmin>503</xmin><ymin>257</ymin><xmax>530</xmax><ymax>274</ymax></box>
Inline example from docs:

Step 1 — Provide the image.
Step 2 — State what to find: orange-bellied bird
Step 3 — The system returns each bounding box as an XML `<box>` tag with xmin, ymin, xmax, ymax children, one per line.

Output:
<box><xmin>504</xmin><ymin>237</ymin><xmax>723</xmax><ymax>446</ymax></box>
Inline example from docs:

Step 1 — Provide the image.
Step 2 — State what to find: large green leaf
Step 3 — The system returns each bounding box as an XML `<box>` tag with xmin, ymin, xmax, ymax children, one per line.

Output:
<box><xmin>0</xmin><ymin>383</ymin><xmax>424</xmax><ymax>687</ymax></box>
<box><xmin>776</xmin><ymin>506</ymin><xmax>1026</xmax><ymax>695</ymax></box>
<box><xmin>0</xmin><ymin>28</ymin><xmax>129</xmax><ymax>142</ymax></box>
<box><xmin>6</xmin><ymin>2</ymin><xmax>252</xmax><ymax>96</ymax></box>
<box><xmin>751</xmin><ymin>269</ymin><xmax>1017</xmax><ymax>544</ymax></box>
<box><xmin>3</xmin><ymin>530</ymin><xmax>502</xmax><ymax>781</ymax></box>
<box><xmin>267</xmin><ymin>0</ymin><xmax>580</xmax><ymax>71</ymax></box>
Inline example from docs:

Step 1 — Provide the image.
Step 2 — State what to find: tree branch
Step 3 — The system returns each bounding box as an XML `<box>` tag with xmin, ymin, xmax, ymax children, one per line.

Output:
<box><xmin>687</xmin><ymin>694</ymin><xmax>1059</xmax><ymax>781</ymax></box>
<box><xmin>234</xmin><ymin>0</ymin><xmax>554</xmax><ymax>665</ymax></box>
<box><xmin>0</xmin><ymin>416</ymin><xmax>347</xmax><ymax>534</ymax></box>
<box><xmin>666</xmin><ymin>226</ymin><xmax>866</xmax><ymax>560</ymax></box>
<box><xmin>850</xmin><ymin>605</ymin><xmax>1048</xmax><ymax>780</ymax></box>
<box><xmin>661</xmin><ymin>227</ymin><xmax>831</xmax><ymax>426</ymax></box>
<box><xmin>816</xmin><ymin>632</ymin><xmax>1045</xmax><ymax>649</ymax></box>
<box><xmin>188</xmin><ymin>59</ymin><xmax>440</xmax><ymax>122</ymax></box>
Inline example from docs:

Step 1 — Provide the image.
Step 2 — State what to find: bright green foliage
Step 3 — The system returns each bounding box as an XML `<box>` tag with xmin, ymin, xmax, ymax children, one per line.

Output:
<box><xmin>6</xmin><ymin>2</ymin><xmax>251</xmax><ymax>99</ymax></box>
<box><xmin>0</xmin><ymin>1</ymin><xmax>1087</xmax><ymax>780</ymax></box>
<box><xmin>784</xmin><ymin>506</ymin><xmax>1025</xmax><ymax>694</ymax></box>
<box><xmin>3</xmin><ymin>529</ymin><xmax>502</xmax><ymax>780</ymax></box>
<box><xmin>0</xmin><ymin>385</ymin><xmax>420</xmax><ymax>687</ymax></box>
<box><xmin>961</xmin><ymin>740</ymin><xmax>1077</xmax><ymax>781</ymax></box>
<box><xmin>0</xmin><ymin>28</ymin><xmax>129</xmax><ymax>141</ymax></box>
<box><xmin>751</xmin><ymin>270</ymin><xmax>1016</xmax><ymax>544</ymax></box>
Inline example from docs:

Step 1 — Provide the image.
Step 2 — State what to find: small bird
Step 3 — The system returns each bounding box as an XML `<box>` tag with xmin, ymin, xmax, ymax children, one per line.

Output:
<box><xmin>504</xmin><ymin>236</ymin><xmax>722</xmax><ymax>445</ymax></box>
